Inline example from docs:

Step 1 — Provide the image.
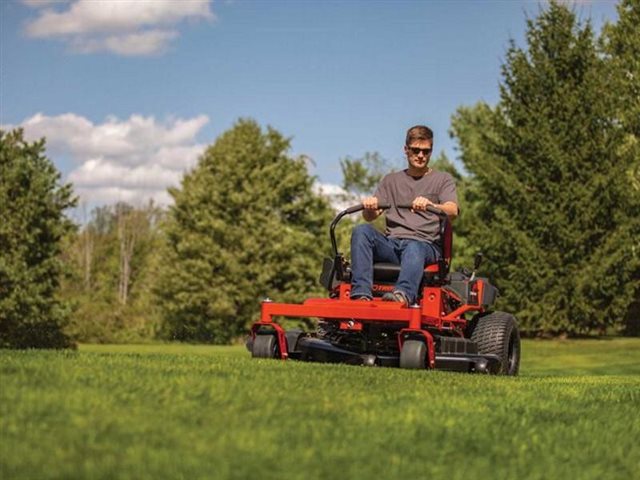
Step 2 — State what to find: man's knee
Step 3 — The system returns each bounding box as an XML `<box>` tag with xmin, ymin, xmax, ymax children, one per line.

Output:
<box><xmin>351</xmin><ymin>223</ymin><xmax>377</xmax><ymax>243</ymax></box>
<box><xmin>403</xmin><ymin>240</ymin><xmax>435</xmax><ymax>264</ymax></box>
<box><xmin>403</xmin><ymin>240</ymin><xmax>426</xmax><ymax>254</ymax></box>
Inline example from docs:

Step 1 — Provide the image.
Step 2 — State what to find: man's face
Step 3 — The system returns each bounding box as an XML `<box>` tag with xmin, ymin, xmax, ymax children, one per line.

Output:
<box><xmin>404</xmin><ymin>139</ymin><xmax>433</xmax><ymax>170</ymax></box>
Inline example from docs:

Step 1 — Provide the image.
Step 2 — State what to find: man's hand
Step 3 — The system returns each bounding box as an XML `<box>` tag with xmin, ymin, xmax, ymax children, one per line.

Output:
<box><xmin>362</xmin><ymin>196</ymin><xmax>379</xmax><ymax>210</ymax></box>
<box><xmin>362</xmin><ymin>196</ymin><xmax>382</xmax><ymax>222</ymax></box>
<box><xmin>411</xmin><ymin>196</ymin><xmax>434</xmax><ymax>211</ymax></box>
<box><xmin>412</xmin><ymin>196</ymin><xmax>459</xmax><ymax>219</ymax></box>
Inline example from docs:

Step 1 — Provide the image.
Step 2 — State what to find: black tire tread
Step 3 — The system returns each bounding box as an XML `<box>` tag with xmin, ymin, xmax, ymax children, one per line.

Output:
<box><xmin>470</xmin><ymin>311</ymin><xmax>520</xmax><ymax>375</ymax></box>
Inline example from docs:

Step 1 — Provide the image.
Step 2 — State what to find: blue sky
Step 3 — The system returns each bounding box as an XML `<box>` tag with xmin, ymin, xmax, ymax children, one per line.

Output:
<box><xmin>1</xmin><ymin>0</ymin><xmax>619</xmax><ymax>207</ymax></box>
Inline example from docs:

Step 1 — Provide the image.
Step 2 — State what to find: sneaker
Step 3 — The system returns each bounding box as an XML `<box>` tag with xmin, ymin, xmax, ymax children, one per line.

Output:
<box><xmin>351</xmin><ymin>294</ymin><xmax>372</xmax><ymax>301</ymax></box>
<box><xmin>382</xmin><ymin>290</ymin><xmax>408</xmax><ymax>306</ymax></box>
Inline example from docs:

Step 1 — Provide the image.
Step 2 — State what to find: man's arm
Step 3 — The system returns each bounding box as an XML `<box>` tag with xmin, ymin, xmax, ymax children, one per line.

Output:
<box><xmin>411</xmin><ymin>197</ymin><xmax>459</xmax><ymax>220</ymax></box>
<box><xmin>436</xmin><ymin>201</ymin><xmax>459</xmax><ymax>219</ymax></box>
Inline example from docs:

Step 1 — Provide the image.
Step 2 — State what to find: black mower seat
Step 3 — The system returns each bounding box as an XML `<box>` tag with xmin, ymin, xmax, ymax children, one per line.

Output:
<box><xmin>371</xmin><ymin>220</ymin><xmax>453</xmax><ymax>286</ymax></box>
<box><xmin>373</xmin><ymin>262</ymin><xmax>441</xmax><ymax>283</ymax></box>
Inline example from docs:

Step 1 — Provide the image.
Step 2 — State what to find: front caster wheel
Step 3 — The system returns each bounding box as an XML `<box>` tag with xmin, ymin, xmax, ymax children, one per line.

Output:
<box><xmin>400</xmin><ymin>340</ymin><xmax>427</xmax><ymax>369</ymax></box>
<box><xmin>252</xmin><ymin>334</ymin><xmax>278</xmax><ymax>359</ymax></box>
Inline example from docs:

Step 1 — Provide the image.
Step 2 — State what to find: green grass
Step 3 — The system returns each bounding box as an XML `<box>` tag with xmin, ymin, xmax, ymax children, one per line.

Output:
<box><xmin>1</xmin><ymin>339</ymin><xmax>639</xmax><ymax>480</ymax></box>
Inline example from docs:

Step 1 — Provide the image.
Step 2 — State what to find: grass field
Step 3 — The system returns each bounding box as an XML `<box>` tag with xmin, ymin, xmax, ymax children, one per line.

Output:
<box><xmin>1</xmin><ymin>339</ymin><xmax>639</xmax><ymax>480</ymax></box>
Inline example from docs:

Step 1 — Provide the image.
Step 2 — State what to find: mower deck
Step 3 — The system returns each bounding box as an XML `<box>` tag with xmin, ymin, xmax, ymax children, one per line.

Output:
<box><xmin>291</xmin><ymin>336</ymin><xmax>500</xmax><ymax>373</ymax></box>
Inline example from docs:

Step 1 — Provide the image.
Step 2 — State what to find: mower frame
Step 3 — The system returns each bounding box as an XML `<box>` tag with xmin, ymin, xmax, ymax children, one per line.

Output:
<box><xmin>249</xmin><ymin>204</ymin><xmax>519</xmax><ymax>374</ymax></box>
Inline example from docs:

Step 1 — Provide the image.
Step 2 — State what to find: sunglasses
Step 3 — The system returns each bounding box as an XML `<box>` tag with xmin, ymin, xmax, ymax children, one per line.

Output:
<box><xmin>407</xmin><ymin>146</ymin><xmax>432</xmax><ymax>156</ymax></box>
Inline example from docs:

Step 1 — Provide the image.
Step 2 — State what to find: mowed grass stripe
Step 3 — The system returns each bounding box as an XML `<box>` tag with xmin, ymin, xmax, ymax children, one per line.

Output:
<box><xmin>1</xmin><ymin>339</ymin><xmax>639</xmax><ymax>480</ymax></box>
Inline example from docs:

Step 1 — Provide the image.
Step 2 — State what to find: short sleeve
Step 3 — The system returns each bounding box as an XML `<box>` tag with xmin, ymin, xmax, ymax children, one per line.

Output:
<box><xmin>374</xmin><ymin>175</ymin><xmax>390</xmax><ymax>206</ymax></box>
<box><xmin>438</xmin><ymin>173</ymin><xmax>458</xmax><ymax>205</ymax></box>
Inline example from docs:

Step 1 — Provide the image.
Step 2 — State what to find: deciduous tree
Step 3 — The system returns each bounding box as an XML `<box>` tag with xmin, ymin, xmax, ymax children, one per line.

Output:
<box><xmin>61</xmin><ymin>201</ymin><xmax>164</xmax><ymax>343</ymax></box>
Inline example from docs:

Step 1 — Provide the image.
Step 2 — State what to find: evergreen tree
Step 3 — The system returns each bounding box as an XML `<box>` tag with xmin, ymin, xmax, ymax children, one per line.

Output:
<box><xmin>451</xmin><ymin>3</ymin><xmax>639</xmax><ymax>335</ymax></box>
<box><xmin>156</xmin><ymin>119</ymin><xmax>333</xmax><ymax>343</ymax></box>
<box><xmin>0</xmin><ymin>129</ymin><xmax>77</xmax><ymax>348</ymax></box>
<box><xmin>602</xmin><ymin>0</ymin><xmax>640</xmax><ymax>140</ymax></box>
<box><xmin>602</xmin><ymin>0</ymin><xmax>640</xmax><ymax>334</ymax></box>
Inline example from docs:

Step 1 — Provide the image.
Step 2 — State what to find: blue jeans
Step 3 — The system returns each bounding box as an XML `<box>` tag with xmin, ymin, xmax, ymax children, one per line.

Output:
<box><xmin>350</xmin><ymin>224</ymin><xmax>441</xmax><ymax>303</ymax></box>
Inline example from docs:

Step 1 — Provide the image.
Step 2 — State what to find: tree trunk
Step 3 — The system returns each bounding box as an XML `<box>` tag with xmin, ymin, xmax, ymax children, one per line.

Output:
<box><xmin>624</xmin><ymin>286</ymin><xmax>640</xmax><ymax>336</ymax></box>
<box><xmin>118</xmin><ymin>210</ymin><xmax>136</xmax><ymax>306</ymax></box>
<box><xmin>83</xmin><ymin>227</ymin><xmax>93</xmax><ymax>291</ymax></box>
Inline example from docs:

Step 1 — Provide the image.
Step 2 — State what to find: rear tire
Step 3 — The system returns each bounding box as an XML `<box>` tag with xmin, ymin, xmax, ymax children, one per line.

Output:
<box><xmin>252</xmin><ymin>334</ymin><xmax>278</xmax><ymax>359</ymax></box>
<box><xmin>400</xmin><ymin>340</ymin><xmax>427</xmax><ymax>369</ymax></box>
<box><xmin>469</xmin><ymin>311</ymin><xmax>520</xmax><ymax>375</ymax></box>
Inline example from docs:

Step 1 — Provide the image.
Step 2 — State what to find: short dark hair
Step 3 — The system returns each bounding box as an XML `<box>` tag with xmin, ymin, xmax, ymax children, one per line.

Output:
<box><xmin>406</xmin><ymin>125</ymin><xmax>433</xmax><ymax>145</ymax></box>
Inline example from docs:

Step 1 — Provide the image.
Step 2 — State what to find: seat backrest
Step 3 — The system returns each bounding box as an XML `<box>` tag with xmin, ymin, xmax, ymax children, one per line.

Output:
<box><xmin>423</xmin><ymin>217</ymin><xmax>452</xmax><ymax>282</ymax></box>
<box><xmin>441</xmin><ymin>218</ymin><xmax>452</xmax><ymax>269</ymax></box>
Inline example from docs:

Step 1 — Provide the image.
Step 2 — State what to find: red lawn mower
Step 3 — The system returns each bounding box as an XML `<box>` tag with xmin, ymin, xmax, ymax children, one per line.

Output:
<box><xmin>248</xmin><ymin>204</ymin><xmax>520</xmax><ymax>375</ymax></box>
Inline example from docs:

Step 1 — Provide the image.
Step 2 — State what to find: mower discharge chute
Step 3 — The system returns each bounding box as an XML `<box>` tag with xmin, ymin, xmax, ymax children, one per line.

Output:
<box><xmin>248</xmin><ymin>204</ymin><xmax>520</xmax><ymax>375</ymax></box>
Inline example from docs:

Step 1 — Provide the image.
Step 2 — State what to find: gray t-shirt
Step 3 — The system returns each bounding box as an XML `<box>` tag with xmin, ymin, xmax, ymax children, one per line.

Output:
<box><xmin>374</xmin><ymin>169</ymin><xmax>458</xmax><ymax>244</ymax></box>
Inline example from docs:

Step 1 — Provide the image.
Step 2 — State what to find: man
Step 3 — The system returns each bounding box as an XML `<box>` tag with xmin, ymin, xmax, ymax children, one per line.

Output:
<box><xmin>349</xmin><ymin>125</ymin><xmax>459</xmax><ymax>305</ymax></box>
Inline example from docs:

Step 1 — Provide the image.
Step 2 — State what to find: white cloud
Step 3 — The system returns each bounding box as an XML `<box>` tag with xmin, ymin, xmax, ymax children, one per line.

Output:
<box><xmin>23</xmin><ymin>0</ymin><xmax>214</xmax><ymax>56</ymax></box>
<box><xmin>71</xmin><ymin>29</ymin><xmax>179</xmax><ymax>56</ymax></box>
<box><xmin>154</xmin><ymin>144</ymin><xmax>208</xmax><ymax>169</ymax></box>
<box><xmin>74</xmin><ymin>186</ymin><xmax>174</xmax><ymax>207</ymax></box>
<box><xmin>4</xmin><ymin>112</ymin><xmax>209</xmax><ymax>206</ymax></box>
<box><xmin>314</xmin><ymin>182</ymin><xmax>347</xmax><ymax>197</ymax></box>
<box><xmin>17</xmin><ymin>112</ymin><xmax>209</xmax><ymax>166</ymax></box>
<box><xmin>68</xmin><ymin>158</ymin><xmax>183</xmax><ymax>189</ymax></box>
<box><xmin>313</xmin><ymin>182</ymin><xmax>358</xmax><ymax>213</ymax></box>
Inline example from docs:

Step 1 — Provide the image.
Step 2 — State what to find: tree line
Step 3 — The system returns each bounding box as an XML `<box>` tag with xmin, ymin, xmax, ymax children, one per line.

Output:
<box><xmin>1</xmin><ymin>1</ymin><xmax>638</xmax><ymax>348</ymax></box>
